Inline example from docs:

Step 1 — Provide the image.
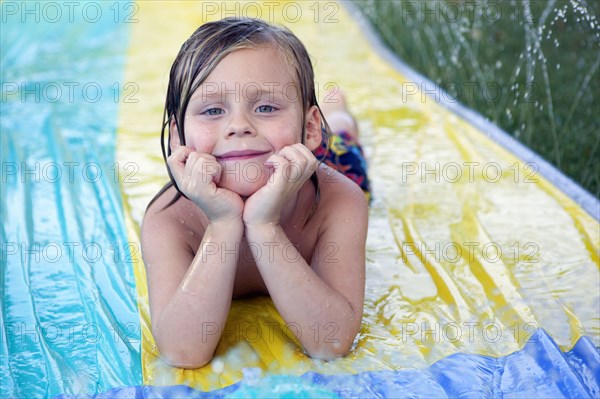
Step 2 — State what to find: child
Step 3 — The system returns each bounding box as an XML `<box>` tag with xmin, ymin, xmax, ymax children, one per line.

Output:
<box><xmin>141</xmin><ymin>17</ymin><xmax>369</xmax><ymax>369</ymax></box>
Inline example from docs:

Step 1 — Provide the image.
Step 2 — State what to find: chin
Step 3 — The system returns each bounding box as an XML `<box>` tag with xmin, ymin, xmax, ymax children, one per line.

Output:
<box><xmin>220</xmin><ymin>180</ymin><xmax>264</xmax><ymax>197</ymax></box>
<box><xmin>218</xmin><ymin>164</ymin><xmax>271</xmax><ymax>197</ymax></box>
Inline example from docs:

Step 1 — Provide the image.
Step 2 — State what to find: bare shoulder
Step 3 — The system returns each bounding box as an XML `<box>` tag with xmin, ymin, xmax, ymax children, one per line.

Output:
<box><xmin>309</xmin><ymin>164</ymin><xmax>368</xmax><ymax>242</ymax></box>
<box><xmin>316</xmin><ymin>164</ymin><xmax>368</xmax><ymax>220</ymax></box>
<box><xmin>142</xmin><ymin>186</ymin><xmax>177</xmax><ymax>242</ymax></box>
<box><xmin>141</xmin><ymin>185</ymin><xmax>206</xmax><ymax>261</ymax></box>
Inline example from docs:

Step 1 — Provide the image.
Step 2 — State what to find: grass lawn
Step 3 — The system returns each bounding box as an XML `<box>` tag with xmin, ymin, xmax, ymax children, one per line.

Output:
<box><xmin>356</xmin><ymin>0</ymin><xmax>599</xmax><ymax>197</ymax></box>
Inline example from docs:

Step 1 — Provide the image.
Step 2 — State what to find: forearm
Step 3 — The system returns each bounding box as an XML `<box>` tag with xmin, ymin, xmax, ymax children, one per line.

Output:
<box><xmin>245</xmin><ymin>224</ymin><xmax>360</xmax><ymax>358</ymax></box>
<box><xmin>153</xmin><ymin>220</ymin><xmax>243</xmax><ymax>368</ymax></box>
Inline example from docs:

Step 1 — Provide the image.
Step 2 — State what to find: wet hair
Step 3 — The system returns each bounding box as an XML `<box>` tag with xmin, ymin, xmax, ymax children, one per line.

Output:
<box><xmin>149</xmin><ymin>17</ymin><xmax>331</xmax><ymax>209</ymax></box>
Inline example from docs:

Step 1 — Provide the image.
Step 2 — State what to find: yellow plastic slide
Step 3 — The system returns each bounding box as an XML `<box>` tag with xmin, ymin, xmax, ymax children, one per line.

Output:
<box><xmin>115</xmin><ymin>0</ymin><xmax>599</xmax><ymax>391</ymax></box>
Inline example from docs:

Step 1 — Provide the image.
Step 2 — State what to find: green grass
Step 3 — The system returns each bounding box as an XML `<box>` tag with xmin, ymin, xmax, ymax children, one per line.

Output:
<box><xmin>356</xmin><ymin>0</ymin><xmax>599</xmax><ymax>197</ymax></box>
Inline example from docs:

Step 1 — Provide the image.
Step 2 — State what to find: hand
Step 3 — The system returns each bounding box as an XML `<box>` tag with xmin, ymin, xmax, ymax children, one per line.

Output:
<box><xmin>243</xmin><ymin>143</ymin><xmax>318</xmax><ymax>226</ymax></box>
<box><xmin>167</xmin><ymin>146</ymin><xmax>244</xmax><ymax>223</ymax></box>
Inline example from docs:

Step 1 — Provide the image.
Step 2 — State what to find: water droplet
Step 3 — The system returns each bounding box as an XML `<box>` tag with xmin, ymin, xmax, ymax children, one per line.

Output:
<box><xmin>181</xmin><ymin>283</ymin><xmax>197</xmax><ymax>296</ymax></box>
<box><xmin>211</xmin><ymin>359</ymin><xmax>225</xmax><ymax>373</ymax></box>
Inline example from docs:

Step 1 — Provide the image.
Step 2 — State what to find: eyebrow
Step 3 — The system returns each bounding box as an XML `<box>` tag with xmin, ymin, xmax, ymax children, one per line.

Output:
<box><xmin>192</xmin><ymin>83</ymin><xmax>291</xmax><ymax>103</ymax></box>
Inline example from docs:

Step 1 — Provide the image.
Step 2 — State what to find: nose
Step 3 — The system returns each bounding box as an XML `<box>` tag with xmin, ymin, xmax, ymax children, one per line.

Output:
<box><xmin>225</xmin><ymin>111</ymin><xmax>255</xmax><ymax>138</ymax></box>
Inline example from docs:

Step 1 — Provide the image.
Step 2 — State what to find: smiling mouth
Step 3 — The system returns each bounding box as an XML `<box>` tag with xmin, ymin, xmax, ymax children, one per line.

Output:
<box><xmin>215</xmin><ymin>150</ymin><xmax>271</xmax><ymax>161</ymax></box>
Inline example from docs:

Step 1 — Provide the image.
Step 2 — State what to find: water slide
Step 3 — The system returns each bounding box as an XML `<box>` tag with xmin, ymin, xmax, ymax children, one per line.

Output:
<box><xmin>2</xmin><ymin>1</ymin><xmax>598</xmax><ymax>397</ymax></box>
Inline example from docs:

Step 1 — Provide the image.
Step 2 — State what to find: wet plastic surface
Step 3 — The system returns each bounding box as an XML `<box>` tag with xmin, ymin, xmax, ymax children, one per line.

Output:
<box><xmin>2</xmin><ymin>1</ymin><xmax>599</xmax><ymax>398</ymax></box>
<box><xmin>56</xmin><ymin>330</ymin><xmax>599</xmax><ymax>398</ymax></box>
<box><xmin>1</xmin><ymin>3</ymin><xmax>141</xmax><ymax>398</ymax></box>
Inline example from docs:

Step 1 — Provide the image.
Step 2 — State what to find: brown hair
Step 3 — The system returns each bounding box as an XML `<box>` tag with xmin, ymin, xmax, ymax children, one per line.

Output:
<box><xmin>150</xmin><ymin>17</ymin><xmax>331</xmax><ymax>209</ymax></box>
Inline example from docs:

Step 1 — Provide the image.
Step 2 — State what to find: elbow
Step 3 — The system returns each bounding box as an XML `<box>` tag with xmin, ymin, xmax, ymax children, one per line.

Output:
<box><xmin>303</xmin><ymin>339</ymin><xmax>355</xmax><ymax>360</ymax></box>
<box><xmin>303</xmin><ymin>316</ymin><xmax>362</xmax><ymax>360</ymax></box>
<box><xmin>153</xmin><ymin>333</ymin><xmax>213</xmax><ymax>369</ymax></box>
<box><xmin>152</xmin><ymin>325</ymin><xmax>215</xmax><ymax>369</ymax></box>
<box><xmin>306</xmin><ymin>313</ymin><xmax>362</xmax><ymax>360</ymax></box>
<box><xmin>165</xmin><ymin>357</ymin><xmax>212</xmax><ymax>370</ymax></box>
<box><xmin>158</xmin><ymin>347</ymin><xmax>213</xmax><ymax>369</ymax></box>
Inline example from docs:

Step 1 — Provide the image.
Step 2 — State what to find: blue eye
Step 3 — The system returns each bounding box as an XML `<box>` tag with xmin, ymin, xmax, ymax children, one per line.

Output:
<box><xmin>203</xmin><ymin>108</ymin><xmax>223</xmax><ymax>116</ymax></box>
<box><xmin>257</xmin><ymin>105</ymin><xmax>275</xmax><ymax>113</ymax></box>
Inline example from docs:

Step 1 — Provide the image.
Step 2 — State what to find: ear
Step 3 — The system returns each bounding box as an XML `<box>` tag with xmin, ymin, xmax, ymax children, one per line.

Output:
<box><xmin>303</xmin><ymin>105</ymin><xmax>323</xmax><ymax>151</ymax></box>
<box><xmin>169</xmin><ymin>116</ymin><xmax>182</xmax><ymax>151</ymax></box>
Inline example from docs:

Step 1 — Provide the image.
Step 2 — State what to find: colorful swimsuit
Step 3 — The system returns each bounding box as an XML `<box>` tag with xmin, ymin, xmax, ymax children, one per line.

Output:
<box><xmin>313</xmin><ymin>130</ymin><xmax>371</xmax><ymax>200</ymax></box>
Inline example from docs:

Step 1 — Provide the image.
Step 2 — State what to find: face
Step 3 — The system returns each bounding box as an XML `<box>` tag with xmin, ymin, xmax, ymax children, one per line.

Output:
<box><xmin>171</xmin><ymin>45</ymin><xmax>321</xmax><ymax>197</ymax></box>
